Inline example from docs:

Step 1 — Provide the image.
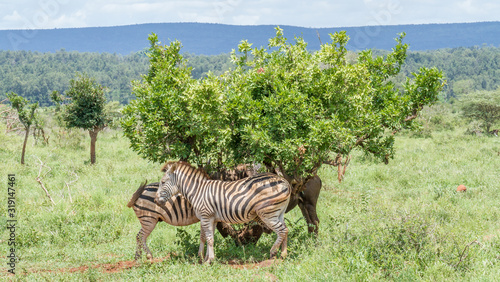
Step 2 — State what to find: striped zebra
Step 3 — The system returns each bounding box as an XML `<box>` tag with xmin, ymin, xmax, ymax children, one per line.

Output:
<box><xmin>127</xmin><ymin>181</ymin><xmax>199</xmax><ymax>260</ymax></box>
<box><xmin>156</xmin><ymin>161</ymin><xmax>291</xmax><ymax>263</ymax></box>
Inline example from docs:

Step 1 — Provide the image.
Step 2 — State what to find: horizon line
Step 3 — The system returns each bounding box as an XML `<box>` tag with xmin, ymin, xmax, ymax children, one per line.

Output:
<box><xmin>1</xmin><ymin>20</ymin><xmax>499</xmax><ymax>31</ymax></box>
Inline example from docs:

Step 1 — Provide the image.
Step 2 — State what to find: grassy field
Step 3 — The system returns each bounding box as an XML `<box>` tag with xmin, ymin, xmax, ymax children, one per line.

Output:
<box><xmin>1</xmin><ymin>118</ymin><xmax>499</xmax><ymax>281</ymax></box>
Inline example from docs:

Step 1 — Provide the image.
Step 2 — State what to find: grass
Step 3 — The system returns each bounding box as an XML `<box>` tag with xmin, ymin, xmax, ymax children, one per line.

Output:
<box><xmin>1</xmin><ymin>120</ymin><xmax>499</xmax><ymax>281</ymax></box>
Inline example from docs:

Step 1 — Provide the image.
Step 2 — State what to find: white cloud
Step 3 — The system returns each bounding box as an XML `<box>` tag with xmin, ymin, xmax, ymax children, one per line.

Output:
<box><xmin>2</xmin><ymin>11</ymin><xmax>29</xmax><ymax>29</ymax></box>
<box><xmin>231</xmin><ymin>15</ymin><xmax>260</xmax><ymax>25</ymax></box>
<box><xmin>101</xmin><ymin>2</ymin><xmax>169</xmax><ymax>13</ymax></box>
<box><xmin>3</xmin><ymin>10</ymin><xmax>23</xmax><ymax>22</ymax></box>
<box><xmin>458</xmin><ymin>0</ymin><xmax>479</xmax><ymax>13</ymax></box>
<box><xmin>177</xmin><ymin>12</ymin><xmax>202</xmax><ymax>22</ymax></box>
<box><xmin>53</xmin><ymin>11</ymin><xmax>87</xmax><ymax>28</ymax></box>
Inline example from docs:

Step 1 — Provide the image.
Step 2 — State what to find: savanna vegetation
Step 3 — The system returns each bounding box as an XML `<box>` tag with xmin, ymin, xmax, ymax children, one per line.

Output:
<box><xmin>0</xmin><ymin>104</ymin><xmax>499</xmax><ymax>280</ymax></box>
<box><xmin>1</xmin><ymin>28</ymin><xmax>499</xmax><ymax>280</ymax></box>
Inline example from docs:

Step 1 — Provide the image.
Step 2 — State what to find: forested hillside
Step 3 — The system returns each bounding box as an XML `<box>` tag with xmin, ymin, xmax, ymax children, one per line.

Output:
<box><xmin>0</xmin><ymin>50</ymin><xmax>148</xmax><ymax>105</ymax></box>
<box><xmin>1</xmin><ymin>45</ymin><xmax>500</xmax><ymax>105</ymax></box>
<box><xmin>1</xmin><ymin>22</ymin><xmax>500</xmax><ymax>55</ymax></box>
<box><xmin>402</xmin><ymin>46</ymin><xmax>500</xmax><ymax>99</ymax></box>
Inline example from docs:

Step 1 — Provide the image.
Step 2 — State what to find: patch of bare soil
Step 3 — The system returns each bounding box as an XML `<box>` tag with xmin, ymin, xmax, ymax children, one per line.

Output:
<box><xmin>19</xmin><ymin>255</ymin><xmax>280</xmax><ymax>275</ymax></box>
<box><xmin>23</xmin><ymin>254</ymin><xmax>173</xmax><ymax>275</ymax></box>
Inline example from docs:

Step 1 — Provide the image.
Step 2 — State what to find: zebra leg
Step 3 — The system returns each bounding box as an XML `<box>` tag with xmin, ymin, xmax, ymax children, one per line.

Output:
<box><xmin>279</xmin><ymin>212</ymin><xmax>288</xmax><ymax>259</ymax></box>
<box><xmin>198</xmin><ymin>224</ymin><xmax>206</xmax><ymax>261</ymax></box>
<box><xmin>136</xmin><ymin>220</ymin><xmax>158</xmax><ymax>261</ymax></box>
<box><xmin>280</xmin><ymin>235</ymin><xmax>288</xmax><ymax>258</ymax></box>
<box><xmin>257</xmin><ymin>210</ymin><xmax>289</xmax><ymax>259</ymax></box>
<box><xmin>201</xmin><ymin>217</ymin><xmax>216</xmax><ymax>263</ymax></box>
<box><xmin>135</xmin><ymin>230</ymin><xmax>143</xmax><ymax>260</ymax></box>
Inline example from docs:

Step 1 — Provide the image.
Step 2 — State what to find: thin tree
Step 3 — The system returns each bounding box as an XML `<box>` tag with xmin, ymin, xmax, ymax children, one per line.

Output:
<box><xmin>59</xmin><ymin>74</ymin><xmax>109</xmax><ymax>164</ymax></box>
<box><xmin>6</xmin><ymin>92</ymin><xmax>38</xmax><ymax>165</ymax></box>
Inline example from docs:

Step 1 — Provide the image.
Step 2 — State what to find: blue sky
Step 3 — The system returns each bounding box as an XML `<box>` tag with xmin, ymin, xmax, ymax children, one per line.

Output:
<box><xmin>1</xmin><ymin>0</ymin><xmax>499</xmax><ymax>30</ymax></box>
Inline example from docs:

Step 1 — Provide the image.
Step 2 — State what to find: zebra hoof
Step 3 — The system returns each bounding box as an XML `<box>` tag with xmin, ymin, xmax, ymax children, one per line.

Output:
<box><xmin>280</xmin><ymin>250</ymin><xmax>288</xmax><ymax>259</ymax></box>
<box><xmin>203</xmin><ymin>257</ymin><xmax>214</xmax><ymax>265</ymax></box>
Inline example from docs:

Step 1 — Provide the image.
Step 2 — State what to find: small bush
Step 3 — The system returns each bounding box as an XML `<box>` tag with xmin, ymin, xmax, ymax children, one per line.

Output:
<box><xmin>364</xmin><ymin>214</ymin><xmax>436</xmax><ymax>277</ymax></box>
<box><xmin>174</xmin><ymin>228</ymin><xmax>200</xmax><ymax>257</ymax></box>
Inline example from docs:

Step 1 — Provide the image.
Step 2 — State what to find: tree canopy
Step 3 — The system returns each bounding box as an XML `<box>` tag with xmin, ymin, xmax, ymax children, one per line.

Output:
<box><xmin>62</xmin><ymin>74</ymin><xmax>108</xmax><ymax>131</ymax></box>
<box><xmin>122</xmin><ymin>28</ymin><xmax>444</xmax><ymax>192</ymax></box>
<box><xmin>55</xmin><ymin>73</ymin><xmax>109</xmax><ymax>164</ymax></box>
<box><xmin>460</xmin><ymin>89</ymin><xmax>500</xmax><ymax>134</ymax></box>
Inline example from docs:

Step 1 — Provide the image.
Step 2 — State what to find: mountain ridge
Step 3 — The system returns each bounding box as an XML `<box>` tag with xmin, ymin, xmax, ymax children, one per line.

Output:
<box><xmin>1</xmin><ymin>21</ymin><xmax>499</xmax><ymax>55</ymax></box>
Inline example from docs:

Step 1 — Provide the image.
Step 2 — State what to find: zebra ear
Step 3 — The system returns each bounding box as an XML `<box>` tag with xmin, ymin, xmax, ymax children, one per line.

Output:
<box><xmin>161</xmin><ymin>162</ymin><xmax>178</xmax><ymax>173</ymax></box>
<box><xmin>169</xmin><ymin>162</ymin><xmax>177</xmax><ymax>172</ymax></box>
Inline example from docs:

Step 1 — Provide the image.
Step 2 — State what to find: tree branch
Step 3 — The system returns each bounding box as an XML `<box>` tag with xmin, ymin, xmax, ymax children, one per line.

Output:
<box><xmin>355</xmin><ymin>134</ymin><xmax>370</xmax><ymax>147</ymax></box>
<box><xmin>454</xmin><ymin>240</ymin><xmax>481</xmax><ymax>268</ymax></box>
<box><xmin>337</xmin><ymin>155</ymin><xmax>351</xmax><ymax>183</ymax></box>
<box><xmin>323</xmin><ymin>154</ymin><xmax>342</xmax><ymax>166</ymax></box>
<box><xmin>34</xmin><ymin>156</ymin><xmax>56</xmax><ymax>206</ymax></box>
<box><xmin>65</xmin><ymin>171</ymin><xmax>79</xmax><ymax>203</ymax></box>
<box><xmin>404</xmin><ymin>109</ymin><xmax>421</xmax><ymax>122</ymax></box>
<box><xmin>273</xmin><ymin>159</ymin><xmax>291</xmax><ymax>183</ymax></box>
<box><xmin>390</xmin><ymin>106</ymin><xmax>424</xmax><ymax>135</ymax></box>
<box><xmin>6</xmin><ymin>127</ymin><xmax>24</xmax><ymax>133</ymax></box>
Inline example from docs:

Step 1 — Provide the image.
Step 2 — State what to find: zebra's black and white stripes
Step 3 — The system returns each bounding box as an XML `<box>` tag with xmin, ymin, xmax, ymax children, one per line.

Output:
<box><xmin>128</xmin><ymin>181</ymin><xmax>199</xmax><ymax>260</ymax></box>
<box><xmin>156</xmin><ymin>161</ymin><xmax>291</xmax><ymax>263</ymax></box>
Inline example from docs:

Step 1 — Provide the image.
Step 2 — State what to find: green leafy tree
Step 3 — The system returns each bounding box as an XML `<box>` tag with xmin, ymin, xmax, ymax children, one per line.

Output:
<box><xmin>122</xmin><ymin>28</ymin><xmax>444</xmax><ymax>196</ymax></box>
<box><xmin>122</xmin><ymin>34</ymin><xmax>225</xmax><ymax>166</ymax></box>
<box><xmin>6</xmin><ymin>92</ymin><xmax>39</xmax><ymax>164</ymax></box>
<box><xmin>460</xmin><ymin>89</ymin><xmax>500</xmax><ymax>134</ymax></box>
<box><xmin>58</xmin><ymin>74</ymin><xmax>109</xmax><ymax>164</ymax></box>
<box><xmin>104</xmin><ymin>101</ymin><xmax>124</xmax><ymax>130</ymax></box>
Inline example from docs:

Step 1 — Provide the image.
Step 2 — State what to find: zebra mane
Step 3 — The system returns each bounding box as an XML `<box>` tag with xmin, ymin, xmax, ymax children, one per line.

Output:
<box><xmin>161</xmin><ymin>161</ymin><xmax>210</xmax><ymax>179</ymax></box>
<box><xmin>160</xmin><ymin>161</ymin><xmax>180</xmax><ymax>172</ymax></box>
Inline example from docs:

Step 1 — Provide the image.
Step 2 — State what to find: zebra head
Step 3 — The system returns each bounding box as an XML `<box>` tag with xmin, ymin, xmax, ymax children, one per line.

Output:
<box><xmin>156</xmin><ymin>162</ymin><xmax>179</xmax><ymax>205</ymax></box>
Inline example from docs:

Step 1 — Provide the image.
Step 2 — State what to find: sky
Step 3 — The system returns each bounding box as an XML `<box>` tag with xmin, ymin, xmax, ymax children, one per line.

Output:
<box><xmin>0</xmin><ymin>0</ymin><xmax>499</xmax><ymax>30</ymax></box>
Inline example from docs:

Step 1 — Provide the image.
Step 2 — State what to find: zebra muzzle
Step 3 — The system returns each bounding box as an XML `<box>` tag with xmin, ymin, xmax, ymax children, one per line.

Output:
<box><xmin>155</xmin><ymin>196</ymin><xmax>166</xmax><ymax>205</ymax></box>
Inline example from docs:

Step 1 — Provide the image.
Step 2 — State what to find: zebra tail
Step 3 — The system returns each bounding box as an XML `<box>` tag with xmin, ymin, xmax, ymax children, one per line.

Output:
<box><xmin>127</xmin><ymin>179</ymin><xmax>148</xmax><ymax>208</ymax></box>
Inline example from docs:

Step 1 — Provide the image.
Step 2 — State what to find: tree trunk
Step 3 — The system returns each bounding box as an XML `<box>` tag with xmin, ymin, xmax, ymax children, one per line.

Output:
<box><xmin>89</xmin><ymin>128</ymin><xmax>100</xmax><ymax>165</ymax></box>
<box><xmin>21</xmin><ymin>126</ymin><xmax>30</xmax><ymax>165</ymax></box>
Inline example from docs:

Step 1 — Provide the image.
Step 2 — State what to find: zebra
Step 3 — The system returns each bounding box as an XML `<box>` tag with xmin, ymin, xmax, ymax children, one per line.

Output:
<box><xmin>155</xmin><ymin>161</ymin><xmax>291</xmax><ymax>263</ymax></box>
<box><xmin>127</xmin><ymin>180</ymin><xmax>199</xmax><ymax>260</ymax></box>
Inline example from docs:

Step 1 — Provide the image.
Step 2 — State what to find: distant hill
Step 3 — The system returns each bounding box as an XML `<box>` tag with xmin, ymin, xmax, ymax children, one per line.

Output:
<box><xmin>1</xmin><ymin>22</ymin><xmax>500</xmax><ymax>55</ymax></box>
